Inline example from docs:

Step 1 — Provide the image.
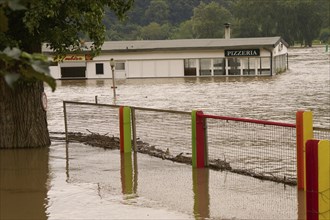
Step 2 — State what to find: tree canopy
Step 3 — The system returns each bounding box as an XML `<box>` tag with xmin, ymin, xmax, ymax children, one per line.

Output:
<box><xmin>105</xmin><ymin>0</ymin><xmax>330</xmax><ymax>45</ymax></box>
<box><xmin>192</xmin><ymin>2</ymin><xmax>232</xmax><ymax>38</ymax></box>
<box><xmin>0</xmin><ymin>0</ymin><xmax>133</xmax><ymax>90</ymax></box>
<box><xmin>0</xmin><ymin>0</ymin><xmax>134</xmax><ymax>149</ymax></box>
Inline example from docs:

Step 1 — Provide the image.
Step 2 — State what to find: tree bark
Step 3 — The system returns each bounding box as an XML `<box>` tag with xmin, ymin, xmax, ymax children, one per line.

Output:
<box><xmin>0</xmin><ymin>77</ymin><xmax>50</xmax><ymax>148</ymax></box>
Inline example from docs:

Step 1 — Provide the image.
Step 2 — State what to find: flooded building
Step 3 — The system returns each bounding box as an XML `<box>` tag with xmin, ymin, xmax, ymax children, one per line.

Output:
<box><xmin>43</xmin><ymin>27</ymin><xmax>289</xmax><ymax>79</ymax></box>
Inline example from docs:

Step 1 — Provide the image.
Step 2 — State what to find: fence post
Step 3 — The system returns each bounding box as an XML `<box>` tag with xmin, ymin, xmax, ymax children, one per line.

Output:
<box><xmin>296</xmin><ymin>110</ymin><xmax>313</xmax><ymax>190</ymax></box>
<box><xmin>63</xmin><ymin>101</ymin><xmax>68</xmax><ymax>142</ymax></box>
<box><xmin>119</xmin><ymin>106</ymin><xmax>132</xmax><ymax>153</ymax></box>
<box><xmin>192</xmin><ymin>110</ymin><xmax>207</xmax><ymax>168</ymax></box>
<box><xmin>305</xmin><ymin>139</ymin><xmax>330</xmax><ymax>220</ymax></box>
<box><xmin>317</xmin><ymin>140</ymin><xmax>330</xmax><ymax>220</ymax></box>
<box><xmin>131</xmin><ymin>107</ymin><xmax>137</xmax><ymax>152</ymax></box>
<box><xmin>120</xmin><ymin>153</ymin><xmax>134</xmax><ymax>195</ymax></box>
<box><xmin>192</xmin><ymin>168</ymin><xmax>210</xmax><ymax>219</ymax></box>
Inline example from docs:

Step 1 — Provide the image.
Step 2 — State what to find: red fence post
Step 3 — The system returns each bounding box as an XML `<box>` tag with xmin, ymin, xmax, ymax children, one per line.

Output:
<box><xmin>305</xmin><ymin>139</ymin><xmax>330</xmax><ymax>220</ymax></box>
<box><xmin>192</xmin><ymin>110</ymin><xmax>207</xmax><ymax>168</ymax></box>
<box><xmin>306</xmin><ymin>140</ymin><xmax>319</xmax><ymax>220</ymax></box>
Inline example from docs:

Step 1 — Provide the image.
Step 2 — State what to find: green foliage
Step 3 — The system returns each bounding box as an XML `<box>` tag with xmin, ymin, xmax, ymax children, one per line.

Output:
<box><xmin>0</xmin><ymin>0</ymin><xmax>133</xmax><ymax>91</ymax></box>
<box><xmin>0</xmin><ymin>47</ymin><xmax>56</xmax><ymax>91</ymax></box>
<box><xmin>139</xmin><ymin>22</ymin><xmax>172</xmax><ymax>40</ymax></box>
<box><xmin>168</xmin><ymin>0</ymin><xmax>200</xmax><ymax>25</ymax></box>
<box><xmin>192</xmin><ymin>2</ymin><xmax>232</xmax><ymax>38</ymax></box>
<box><xmin>171</xmin><ymin>20</ymin><xmax>195</xmax><ymax>39</ymax></box>
<box><xmin>104</xmin><ymin>0</ymin><xmax>327</xmax><ymax>45</ymax></box>
<box><xmin>232</xmin><ymin>0</ymin><xmax>325</xmax><ymax>46</ymax></box>
<box><xmin>145</xmin><ymin>0</ymin><xmax>169</xmax><ymax>25</ymax></box>
<box><xmin>320</xmin><ymin>28</ymin><xmax>330</xmax><ymax>43</ymax></box>
<box><xmin>19</xmin><ymin>0</ymin><xmax>133</xmax><ymax>56</ymax></box>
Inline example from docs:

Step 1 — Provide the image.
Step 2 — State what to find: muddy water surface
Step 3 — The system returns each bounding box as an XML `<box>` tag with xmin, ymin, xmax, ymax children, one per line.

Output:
<box><xmin>1</xmin><ymin>47</ymin><xmax>329</xmax><ymax>219</ymax></box>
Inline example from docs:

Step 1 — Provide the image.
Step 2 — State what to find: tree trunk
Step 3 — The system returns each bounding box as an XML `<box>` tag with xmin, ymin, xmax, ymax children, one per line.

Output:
<box><xmin>0</xmin><ymin>77</ymin><xmax>50</xmax><ymax>148</ymax></box>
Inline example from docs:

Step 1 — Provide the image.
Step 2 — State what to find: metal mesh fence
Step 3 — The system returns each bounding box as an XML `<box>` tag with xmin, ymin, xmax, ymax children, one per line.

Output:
<box><xmin>62</xmin><ymin>101</ymin><xmax>329</xmax><ymax>185</ymax></box>
<box><xmin>64</xmin><ymin>101</ymin><xmax>120</xmax><ymax>137</ymax></box>
<box><xmin>134</xmin><ymin>107</ymin><xmax>191</xmax><ymax>158</ymax></box>
<box><xmin>313</xmin><ymin>127</ymin><xmax>330</xmax><ymax>140</ymax></box>
<box><xmin>206</xmin><ymin>118</ymin><xmax>297</xmax><ymax>184</ymax></box>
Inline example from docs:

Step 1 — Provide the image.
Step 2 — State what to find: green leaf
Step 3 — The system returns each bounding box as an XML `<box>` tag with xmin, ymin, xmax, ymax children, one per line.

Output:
<box><xmin>27</xmin><ymin>70</ymin><xmax>56</xmax><ymax>92</ymax></box>
<box><xmin>1</xmin><ymin>48</ymin><xmax>56</xmax><ymax>91</ymax></box>
<box><xmin>21</xmin><ymin>51</ymin><xmax>32</xmax><ymax>60</ymax></box>
<box><xmin>8</xmin><ymin>0</ymin><xmax>27</xmax><ymax>11</ymax></box>
<box><xmin>3</xmin><ymin>47</ymin><xmax>21</xmax><ymax>60</ymax></box>
<box><xmin>32</xmin><ymin>53</ymin><xmax>48</xmax><ymax>61</ymax></box>
<box><xmin>4</xmin><ymin>73</ymin><xmax>20</xmax><ymax>89</ymax></box>
<box><xmin>31</xmin><ymin>60</ymin><xmax>50</xmax><ymax>75</ymax></box>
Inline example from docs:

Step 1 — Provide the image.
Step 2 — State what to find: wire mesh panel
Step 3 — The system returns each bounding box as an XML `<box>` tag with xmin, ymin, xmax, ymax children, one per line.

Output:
<box><xmin>206</xmin><ymin>118</ymin><xmax>297</xmax><ymax>184</ymax></box>
<box><xmin>134</xmin><ymin>108</ymin><xmax>191</xmax><ymax>159</ymax></box>
<box><xmin>313</xmin><ymin>127</ymin><xmax>330</xmax><ymax>140</ymax></box>
<box><xmin>64</xmin><ymin>102</ymin><xmax>120</xmax><ymax>137</ymax></box>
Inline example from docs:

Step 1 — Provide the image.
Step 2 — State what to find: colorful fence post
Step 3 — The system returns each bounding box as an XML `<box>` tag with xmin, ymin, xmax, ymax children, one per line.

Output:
<box><xmin>120</xmin><ymin>152</ymin><xmax>138</xmax><ymax>195</ymax></box>
<box><xmin>192</xmin><ymin>168</ymin><xmax>210</xmax><ymax>219</ymax></box>
<box><xmin>192</xmin><ymin>110</ymin><xmax>207</xmax><ymax>168</ymax></box>
<box><xmin>296</xmin><ymin>110</ymin><xmax>313</xmax><ymax>190</ymax></box>
<box><xmin>119</xmin><ymin>106</ymin><xmax>132</xmax><ymax>153</ymax></box>
<box><xmin>305</xmin><ymin>139</ymin><xmax>330</xmax><ymax>220</ymax></box>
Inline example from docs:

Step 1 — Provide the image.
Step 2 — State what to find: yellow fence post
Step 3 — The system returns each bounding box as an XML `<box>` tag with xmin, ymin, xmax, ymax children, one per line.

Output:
<box><xmin>296</xmin><ymin>110</ymin><xmax>313</xmax><ymax>190</ymax></box>
<box><xmin>318</xmin><ymin>140</ymin><xmax>330</xmax><ymax>220</ymax></box>
<box><xmin>305</xmin><ymin>139</ymin><xmax>330</xmax><ymax>220</ymax></box>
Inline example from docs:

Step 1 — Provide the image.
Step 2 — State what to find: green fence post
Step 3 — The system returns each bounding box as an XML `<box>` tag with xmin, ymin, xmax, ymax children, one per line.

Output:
<box><xmin>120</xmin><ymin>106</ymin><xmax>132</xmax><ymax>153</ymax></box>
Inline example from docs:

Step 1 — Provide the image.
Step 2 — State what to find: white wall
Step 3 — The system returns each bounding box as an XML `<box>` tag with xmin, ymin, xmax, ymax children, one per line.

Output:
<box><xmin>47</xmin><ymin>47</ymin><xmax>285</xmax><ymax>79</ymax></box>
<box><xmin>49</xmin><ymin>66</ymin><xmax>60</xmax><ymax>79</ymax></box>
<box><xmin>86</xmin><ymin>61</ymin><xmax>113</xmax><ymax>79</ymax></box>
<box><xmin>127</xmin><ymin>60</ymin><xmax>184</xmax><ymax>78</ymax></box>
<box><xmin>273</xmin><ymin>43</ymin><xmax>288</xmax><ymax>56</ymax></box>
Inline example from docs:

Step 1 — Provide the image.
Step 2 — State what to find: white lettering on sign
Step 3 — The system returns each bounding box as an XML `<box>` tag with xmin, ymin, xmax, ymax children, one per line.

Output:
<box><xmin>225</xmin><ymin>49</ymin><xmax>260</xmax><ymax>57</ymax></box>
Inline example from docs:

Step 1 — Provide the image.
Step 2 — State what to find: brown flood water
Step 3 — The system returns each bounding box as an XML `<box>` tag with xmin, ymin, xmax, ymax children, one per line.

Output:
<box><xmin>1</xmin><ymin>141</ymin><xmax>299</xmax><ymax>219</ymax></box>
<box><xmin>1</xmin><ymin>47</ymin><xmax>329</xmax><ymax>219</ymax></box>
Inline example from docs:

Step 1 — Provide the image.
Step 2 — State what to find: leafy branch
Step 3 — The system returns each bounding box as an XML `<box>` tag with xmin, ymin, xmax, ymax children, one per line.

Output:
<box><xmin>0</xmin><ymin>47</ymin><xmax>56</xmax><ymax>91</ymax></box>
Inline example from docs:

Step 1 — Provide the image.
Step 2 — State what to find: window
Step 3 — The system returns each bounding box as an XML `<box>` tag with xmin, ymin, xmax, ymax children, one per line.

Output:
<box><xmin>249</xmin><ymin>58</ymin><xmax>256</xmax><ymax>75</ymax></box>
<box><xmin>241</xmin><ymin>58</ymin><xmax>249</xmax><ymax>75</ymax></box>
<box><xmin>228</xmin><ymin>58</ymin><xmax>240</xmax><ymax>75</ymax></box>
<box><xmin>199</xmin><ymin>59</ymin><xmax>212</xmax><ymax>76</ymax></box>
<box><xmin>213</xmin><ymin>58</ymin><xmax>225</xmax><ymax>75</ymax></box>
<box><xmin>260</xmin><ymin>57</ymin><xmax>271</xmax><ymax>75</ymax></box>
<box><xmin>184</xmin><ymin>59</ymin><xmax>197</xmax><ymax>76</ymax></box>
<box><xmin>115</xmin><ymin>62</ymin><xmax>125</xmax><ymax>70</ymax></box>
<box><xmin>96</xmin><ymin>63</ymin><xmax>104</xmax><ymax>75</ymax></box>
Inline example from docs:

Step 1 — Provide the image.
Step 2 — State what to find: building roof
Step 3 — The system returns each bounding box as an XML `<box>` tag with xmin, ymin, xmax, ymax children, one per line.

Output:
<box><xmin>42</xmin><ymin>36</ymin><xmax>288</xmax><ymax>54</ymax></box>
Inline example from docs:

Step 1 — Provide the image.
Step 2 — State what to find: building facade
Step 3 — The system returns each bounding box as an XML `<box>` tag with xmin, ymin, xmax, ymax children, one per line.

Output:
<box><xmin>43</xmin><ymin>36</ymin><xmax>289</xmax><ymax>80</ymax></box>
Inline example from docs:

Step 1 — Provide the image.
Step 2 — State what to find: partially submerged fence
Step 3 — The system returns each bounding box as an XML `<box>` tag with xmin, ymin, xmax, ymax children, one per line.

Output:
<box><xmin>203</xmin><ymin>112</ymin><xmax>297</xmax><ymax>183</ymax></box>
<box><xmin>63</xmin><ymin>101</ymin><xmax>330</xmax><ymax>185</ymax></box>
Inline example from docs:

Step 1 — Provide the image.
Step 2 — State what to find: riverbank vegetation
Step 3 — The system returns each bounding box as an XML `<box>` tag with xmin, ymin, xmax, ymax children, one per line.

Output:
<box><xmin>105</xmin><ymin>0</ymin><xmax>330</xmax><ymax>46</ymax></box>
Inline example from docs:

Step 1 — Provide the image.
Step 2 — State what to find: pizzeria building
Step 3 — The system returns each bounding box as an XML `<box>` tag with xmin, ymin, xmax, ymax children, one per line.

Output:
<box><xmin>42</xmin><ymin>26</ymin><xmax>289</xmax><ymax>79</ymax></box>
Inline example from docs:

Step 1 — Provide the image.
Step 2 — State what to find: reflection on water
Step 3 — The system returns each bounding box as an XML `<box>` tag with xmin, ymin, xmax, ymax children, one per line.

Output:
<box><xmin>0</xmin><ymin>140</ymin><xmax>302</xmax><ymax>219</ymax></box>
<box><xmin>120</xmin><ymin>152</ymin><xmax>138</xmax><ymax>197</ymax></box>
<box><xmin>63</xmin><ymin>143</ymin><xmax>299</xmax><ymax>219</ymax></box>
<box><xmin>0</xmin><ymin>148</ymin><xmax>49</xmax><ymax>220</ymax></box>
<box><xmin>192</xmin><ymin>168</ymin><xmax>210</xmax><ymax>219</ymax></box>
<box><xmin>119</xmin><ymin>154</ymin><xmax>212</xmax><ymax>219</ymax></box>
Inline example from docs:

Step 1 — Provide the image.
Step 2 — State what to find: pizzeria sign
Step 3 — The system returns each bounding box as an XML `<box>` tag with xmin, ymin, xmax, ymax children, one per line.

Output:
<box><xmin>225</xmin><ymin>49</ymin><xmax>260</xmax><ymax>57</ymax></box>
